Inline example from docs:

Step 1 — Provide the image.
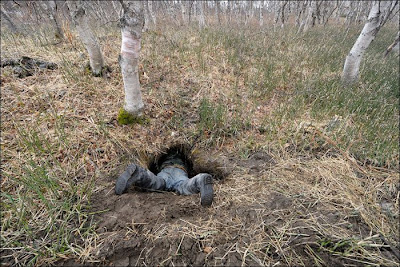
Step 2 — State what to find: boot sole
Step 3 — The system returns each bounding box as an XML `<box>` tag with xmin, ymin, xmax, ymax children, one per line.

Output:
<box><xmin>200</xmin><ymin>175</ymin><xmax>213</xmax><ymax>207</ymax></box>
<box><xmin>115</xmin><ymin>164</ymin><xmax>137</xmax><ymax>195</ymax></box>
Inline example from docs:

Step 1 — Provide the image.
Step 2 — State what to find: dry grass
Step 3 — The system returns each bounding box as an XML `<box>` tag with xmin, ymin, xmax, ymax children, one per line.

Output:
<box><xmin>1</xmin><ymin>21</ymin><xmax>399</xmax><ymax>266</ymax></box>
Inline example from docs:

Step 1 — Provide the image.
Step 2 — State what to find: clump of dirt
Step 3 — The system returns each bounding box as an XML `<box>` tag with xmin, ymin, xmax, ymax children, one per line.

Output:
<box><xmin>89</xmin><ymin>189</ymin><xmax>207</xmax><ymax>266</ymax></box>
<box><xmin>1</xmin><ymin>56</ymin><xmax>58</xmax><ymax>78</ymax></box>
<box><xmin>234</xmin><ymin>151</ymin><xmax>276</xmax><ymax>173</ymax></box>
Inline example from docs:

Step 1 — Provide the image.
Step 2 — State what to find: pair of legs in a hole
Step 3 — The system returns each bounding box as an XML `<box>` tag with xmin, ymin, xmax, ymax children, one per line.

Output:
<box><xmin>115</xmin><ymin>155</ymin><xmax>213</xmax><ymax>207</ymax></box>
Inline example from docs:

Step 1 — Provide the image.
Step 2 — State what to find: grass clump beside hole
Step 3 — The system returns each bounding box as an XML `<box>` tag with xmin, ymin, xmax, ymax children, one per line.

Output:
<box><xmin>117</xmin><ymin>108</ymin><xmax>149</xmax><ymax>125</ymax></box>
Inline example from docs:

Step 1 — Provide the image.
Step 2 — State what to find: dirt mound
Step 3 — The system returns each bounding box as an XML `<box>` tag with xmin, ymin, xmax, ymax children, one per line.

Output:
<box><xmin>91</xmin><ymin>188</ymin><xmax>209</xmax><ymax>266</ymax></box>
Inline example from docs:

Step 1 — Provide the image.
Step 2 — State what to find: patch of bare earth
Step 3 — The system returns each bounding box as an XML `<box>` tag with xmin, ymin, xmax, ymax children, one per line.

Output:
<box><xmin>60</xmin><ymin>151</ymin><xmax>399</xmax><ymax>266</ymax></box>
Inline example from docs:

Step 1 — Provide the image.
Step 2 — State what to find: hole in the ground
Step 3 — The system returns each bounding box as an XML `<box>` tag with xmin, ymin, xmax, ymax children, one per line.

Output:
<box><xmin>147</xmin><ymin>143</ymin><xmax>228</xmax><ymax>180</ymax></box>
<box><xmin>148</xmin><ymin>144</ymin><xmax>194</xmax><ymax>176</ymax></box>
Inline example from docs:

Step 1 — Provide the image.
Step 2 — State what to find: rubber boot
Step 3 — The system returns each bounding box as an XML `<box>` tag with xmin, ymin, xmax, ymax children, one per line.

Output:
<box><xmin>115</xmin><ymin>164</ymin><xmax>166</xmax><ymax>195</ymax></box>
<box><xmin>176</xmin><ymin>173</ymin><xmax>214</xmax><ymax>207</ymax></box>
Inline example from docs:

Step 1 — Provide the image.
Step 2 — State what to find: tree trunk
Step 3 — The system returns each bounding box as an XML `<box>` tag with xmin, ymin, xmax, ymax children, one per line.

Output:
<box><xmin>300</xmin><ymin>1</ymin><xmax>314</xmax><ymax>32</ymax></box>
<box><xmin>198</xmin><ymin>1</ymin><xmax>206</xmax><ymax>29</ymax></box>
<box><xmin>180</xmin><ymin>1</ymin><xmax>186</xmax><ymax>25</ymax></box>
<box><xmin>119</xmin><ymin>0</ymin><xmax>145</xmax><ymax>116</ymax></box>
<box><xmin>306</xmin><ymin>1</ymin><xmax>317</xmax><ymax>30</ymax></box>
<box><xmin>148</xmin><ymin>0</ymin><xmax>156</xmax><ymax>25</ymax></box>
<box><xmin>143</xmin><ymin>1</ymin><xmax>150</xmax><ymax>31</ymax></box>
<box><xmin>323</xmin><ymin>1</ymin><xmax>339</xmax><ymax>26</ymax></box>
<box><xmin>1</xmin><ymin>6</ymin><xmax>18</xmax><ymax>33</ymax></box>
<box><xmin>342</xmin><ymin>1</ymin><xmax>394</xmax><ymax>84</ymax></box>
<box><xmin>259</xmin><ymin>1</ymin><xmax>264</xmax><ymax>27</ymax></box>
<box><xmin>216</xmin><ymin>0</ymin><xmax>221</xmax><ymax>25</ymax></box>
<box><xmin>45</xmin><ymin>1</ymin><xmax>64</xmax><ymax>39</ymax></box>
<box><xmin>228</xmin><ymin>1</ymin><xmax>233</xmax><ymax>24</ymax></box>
<box><xmin>384</xmin><ymin>31</ymin><xmax>400</xmax><ymax>57</ymax></box>
<box><xmin>273</xmin><ymin>1</ymin><xmax>281</xmax><ymax>31</ymax></box>
<box><xmin>67</xmin><ymin>1</ymin><xmax>104</xmax><ymax>76</ymax></box>
<box><xmin>280</xmin><ymin>1</ymin><xmax>288</xmax><ymax>29</ymax></box>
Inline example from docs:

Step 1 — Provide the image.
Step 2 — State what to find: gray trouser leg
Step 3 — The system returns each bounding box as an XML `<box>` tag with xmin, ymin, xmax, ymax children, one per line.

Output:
<box><xmin>175</xmin><ymin>173</ymin><xmax>211</xmax><ymax>195</ymax></box>
<box><xmin>115</xmin><ymin>164</ymin><xmax>166</xmax><ymax>195</ymax></box>
<box><xmin>176</xmin><ymin>173</ymin><xmax>214</xmax><ymax>206</ymax></box>
<box><xmin>135</xmin><ymin>169</ymin><xmax>166</xmax><ymax>190</ymax></box>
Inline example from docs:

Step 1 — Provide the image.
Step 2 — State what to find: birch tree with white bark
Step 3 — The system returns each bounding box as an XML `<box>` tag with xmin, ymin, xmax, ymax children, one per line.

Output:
<box><xmin>43</xmin><ymin>1</ymin><xmax>64</xmax><ymax>39</ymax></box>
<box><xmin>198</xmin><ymin>1</ymin><xmax>206</xmax><ymax>29</ymax></box>
<box><xmin>259</xmin><ymin>1</ymin><xmax>264</xmax><ymax>27</ymax></box>
<box><xmin>147</xmin><ymin>0</ymin><xmax>156</xmax><ymax>26</ymax></box>
<box><xmin>118</xmin><ymin>0</ymin><xmax>145</xmax><ymax>120</ymax></box>
<box><xmin>342</xmin><ymin>0</ymin><xmax>398</xmax><ymax>84</ymax></box>
<box><xmin>67</xmin><ymin>1</ymin><xmax>105</xmax><ymax>76</ymax></box>
<box><xmin>1</xmin><ymin>5</ymin><xmax>19</xmax><ymax>33</ymax></box>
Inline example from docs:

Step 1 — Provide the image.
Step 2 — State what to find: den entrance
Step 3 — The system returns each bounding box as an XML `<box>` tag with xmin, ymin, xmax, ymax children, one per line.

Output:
<box><xmin>147</xmin><ymin>144</ymin><xmax>227</xmax><ymax>181</ymax></box>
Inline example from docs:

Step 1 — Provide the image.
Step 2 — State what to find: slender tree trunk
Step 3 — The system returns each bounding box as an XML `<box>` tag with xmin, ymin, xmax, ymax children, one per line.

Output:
<box><xmin>187</xmin><ymin>1</ymin><xmax>193</xmax><ymax>24</ymax></box>
<box><xmin>342</xmin><ymin>1</ymin><xmax>395</xmax><ymax>84</ymax></box>
<box><xmin>384</xmin><ymin>31</ymin><xmax>400</xmax><ymax>57</ymax></box>
<box><xmin>67</xmin><ymin>1</ymin><xmax>104</xmax><ymax>76</ymax></box>
<box><xmin>119</xmin><ymin>1</ymin><xmax>145</xmax><ymax>116</ymax></box>
<box><xmin>112</xmin><ymin>1</ymin><xmax>122</xmax><ymax>17</ymax></box>
<box><xmin>148</xmin><ymin>0</ymin><xmax>156</xmax><ymax>25</ymax></box>
<box><xmin>259</xmin><ymin>1</ymin><xmax>264</xmax><ymax>27</ymax></box>
<box><xmin>323</xmin><ymin>0</ymin><xmax>339</xmax><ymax>26</ymax></box>
<box><xmin>216</xmin><ymin>0</ymin><xmax>221</xmax><ymax>25</ymax></box>
<box><xmin>280</xmin><ymin>1</ymin><xmax>288</xmax><ymax>29</ymax></box>
<box><xmin>310</xmin><ymin>1</ymin><xmax>318</xmax><ymax>27</ymax></box>
<box><xmin>296</xmin><ymin>0</ymin><xmax>308</xmax><ymax>31</ymax></box>
<box><xmin>143</xmin><ymin>0</ymin><xmax>150</xmax><ymax>31</ymax></box>
<box><xmin>302</xmin><ymin>1</ymin><xmax>315</xmax><ymax>32</ymax></box>
<box><xmin>295</xmin><ymin>1</ymin><xmax>301</xmax><ymax>27</ymax></box>
<box><xmin>180</xmin><ymin>1</ymin><xmax>186</xmax><ymax>25</ymax></box>
<box><xmin>228</xmin><ymin>1</ymin><xmax>233</xmax><ymax>24</ymax></box>
<box><xmin>345</xmin><ymin>1</ymin><xmax>356</xmax><ymax>27</ymax></box>
<box><xmin>273</xmin><ymin>1</ymin><xmax>281</xmax><ymax>31</ymax></box>
<box><xmin>1</xmin><ymin>6</ymin><xmax>18</xmax><ymax>33</ymax></box>
<box><xmin>198</xmin><ymin>1</ymin><xmax>206</xmax><ymax>29</ymax></box>
<box><xmin>45</xmin><ymin>1</ymin><xmax>64</xmax><ymax>39</ymax></box>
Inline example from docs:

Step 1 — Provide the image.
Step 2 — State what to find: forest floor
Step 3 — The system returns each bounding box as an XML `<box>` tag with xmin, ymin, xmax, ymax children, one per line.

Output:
<box><xmin>1</xmin><ymin>22</ymin><xmax>399</xmax><ymax>266</ymax></box>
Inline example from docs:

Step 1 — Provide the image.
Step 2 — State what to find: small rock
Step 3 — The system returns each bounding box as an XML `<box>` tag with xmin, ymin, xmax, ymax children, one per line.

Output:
<box><xmin>203</xmin><ymin>246</ymin><xmax>212</xmax><ymax>254</ymax></box>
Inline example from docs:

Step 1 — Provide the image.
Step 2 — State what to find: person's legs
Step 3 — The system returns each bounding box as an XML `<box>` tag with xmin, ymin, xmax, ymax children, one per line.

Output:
<box><xmin>115</xmin><ymin>164</ymin><xmax>166</xmax><ymax>195</ymax></box>
<box><xmin>175</xmin><ymin>173</ymin><xmax>213</xmax><ymax>207</ymax></box>
<box><xmin>115</xmin><ymin>153</ymin><xmax>214</xmax><ymax>206</ymax></box>
<box><xmin>157</xmin><ymin>167</ymin><xmax>189</xmax><ymax>191</ymax></box>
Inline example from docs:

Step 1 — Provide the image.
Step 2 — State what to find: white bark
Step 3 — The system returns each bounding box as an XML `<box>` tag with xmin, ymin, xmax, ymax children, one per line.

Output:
<box><xmin>67</xmin><ymin>1</ymin><xmax>104</xmax><ymax>76</ymax></box>
<box><xmin>1</xmin><ymin>6</ymin><xmax>18</xmax><ymax>33</ymax></box>
<box><xmin>198</xmin><ymin>1</ymin><xmax>206</xmax><ymax>29</ymax></box>
<box><xmin>143</xmin><ymin>1</ymin><xmax>150</xmax><ymax>31</ymax></box>
<box><xmin>44</xmin><ymin>1</ymin><xmax>64</xmax><ymax>39</ymax></box>
<box><xmin>259</xmin><ymin>1</ymin><xmax>264</xmax><ymax>27</ymax></box>
<box><xmin>342</xmin><ymin>1</ymin><xmax>394</xmax><ymax>84</ymax></box>
<box><xmin>303</xmin><ymin>1</ymin><xmax>316</xmax><ymax>32</ymax></box>
<box><xmin>216</xmin><ymin>0</ymin><xmax>222</xmax><ymax>25</ymax></box>
<box><xmin>180</xmin><ymin>1</ymin><xmax>186</xmax><ymax>25</ymax></box>
<box><xmin>148</xmin><ymin>0</ymin><xmax>156</xmax><ymax>25</ymax></box>
<box><xmin>119</xmin><ymin>1</ymin><xmax>144</xmax><ymax>116</ymax></box>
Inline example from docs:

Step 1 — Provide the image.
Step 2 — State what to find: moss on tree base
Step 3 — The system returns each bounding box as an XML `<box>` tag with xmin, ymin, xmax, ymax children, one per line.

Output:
<box><xmin>117</xmin><ymin>108</ymin><xmax>149</xmax><ymax>125</ymax></box>
<box><xmin>84</xmin><ymin>63</ymin><xmax>111</xmax><ymax>77</ymax></box>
